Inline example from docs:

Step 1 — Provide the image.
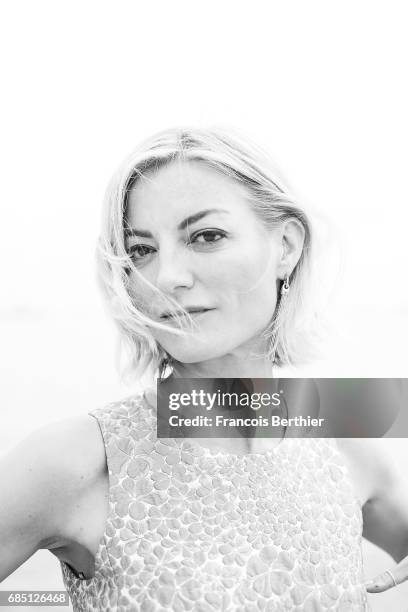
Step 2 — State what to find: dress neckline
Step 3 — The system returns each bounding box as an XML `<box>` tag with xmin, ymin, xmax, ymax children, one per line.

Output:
<box><xmin>142</xmin><ymin>388</ymin><xmax>288</xmax><ymax>460</ymax></box>
<box><xmin>175</xmin><ymin>435</ymin><xmax>286</xmax><ymax>460</ymax></box>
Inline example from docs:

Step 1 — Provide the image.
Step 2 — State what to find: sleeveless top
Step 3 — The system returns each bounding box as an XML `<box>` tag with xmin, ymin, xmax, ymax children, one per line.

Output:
<box><xmin>60</xmin><ymin>392</ymin><xmax>370</xmax><ymax>611</ymax></box>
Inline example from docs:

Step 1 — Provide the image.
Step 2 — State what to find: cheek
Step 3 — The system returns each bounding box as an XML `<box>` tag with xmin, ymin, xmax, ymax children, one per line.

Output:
<box><xmin>209</xmin><ymin>242</ymin><xmax>277</xmax><ymax>309</ymax></box>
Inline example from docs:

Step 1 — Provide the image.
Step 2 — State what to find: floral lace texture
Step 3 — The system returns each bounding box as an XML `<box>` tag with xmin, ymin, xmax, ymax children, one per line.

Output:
<box><xmin>61</xmin><ymin>394</ymin><xmax>370</xmax><ymax>611</ymax></box>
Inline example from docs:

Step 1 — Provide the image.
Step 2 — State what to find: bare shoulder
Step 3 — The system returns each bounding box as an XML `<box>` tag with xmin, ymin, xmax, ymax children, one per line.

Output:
<box><xmin>335</xmin><ymin>438</ymin><xmax>398</xmax><ymax>505</ymax></box>
<box><xmin>1</xmin><ymin>415</ymin><xmax>107</xmax><ymax>524</ymax></box>
<box><xmin>16</xmin><ymin>415</ymin><xmax>106</xmax><ymax>485</ymax></box>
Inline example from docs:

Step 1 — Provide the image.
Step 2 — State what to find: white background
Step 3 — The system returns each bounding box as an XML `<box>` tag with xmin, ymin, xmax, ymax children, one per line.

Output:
<box><xmin>1</xmin><ymin>1</ymin><xmax>407</xmax><ymax>610</ymax></box>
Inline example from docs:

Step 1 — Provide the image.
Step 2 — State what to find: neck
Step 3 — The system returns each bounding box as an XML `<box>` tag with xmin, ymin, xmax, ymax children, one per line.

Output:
<box><xmin>170</xmin><ymin>355</ymin><xmax>275</xmax><ymax>379</ymax></box>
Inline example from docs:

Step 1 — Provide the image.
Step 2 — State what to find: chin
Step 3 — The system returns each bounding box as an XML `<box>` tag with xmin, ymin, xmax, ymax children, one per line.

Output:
<box><xmin>160</xmin><ymin>338</ymin><xmax>229</xmax><ymax>365</ymax></box>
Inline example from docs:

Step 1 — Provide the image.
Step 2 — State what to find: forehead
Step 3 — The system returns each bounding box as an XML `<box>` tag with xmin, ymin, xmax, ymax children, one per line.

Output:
<box><xmin>125</xmin><ymin>159</ymin><xmax>254</xmax><ymax>226</ymax></box>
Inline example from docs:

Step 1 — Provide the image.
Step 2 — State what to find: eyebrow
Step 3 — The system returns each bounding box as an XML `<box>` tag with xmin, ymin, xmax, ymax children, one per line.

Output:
<box><xmin>124</xmin><ymin>208</ymin><xmax>229</xmax><ymax>239</ymax></box>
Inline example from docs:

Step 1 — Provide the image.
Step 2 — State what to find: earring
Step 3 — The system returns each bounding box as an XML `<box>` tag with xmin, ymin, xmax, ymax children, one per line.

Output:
<box><xmin>275</xmin><ymin>273</ymin><xmax>291</xmax><ymax>320</ymax></box>
<box><xmin>269</xmin><ymin>273</ymin><xmax>291</xmax><ymax>366</ymax></box>
<box><xmin>281</xmin><ymin>273</ymin><xmax>290</xmax><ymax>296</ymax></box>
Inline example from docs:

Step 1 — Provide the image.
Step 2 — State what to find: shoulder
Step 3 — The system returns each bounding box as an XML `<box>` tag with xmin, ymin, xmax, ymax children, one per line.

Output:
<box><xmin>4</xmin><ymin>391</ymin><xmax>150</xmax><ymax>513</ymax></box>
<box><xmin>21</xmin><ymin>415</ymin><xmax>106</xmax><ymax>480</ymax></box>
<box><xmin>0</xmin><ymin>415</ymin><xmax>107</xmax><ymax>558</ymax></box>
<box><xmin>335</xmin><ymin>438</ymin><xmax>399</xmax><ymax>505</ymax></box>
<box><xmin>9</xmin><ymin>416</ymin><xmax>107</xmax><ymax>517</ymax></box>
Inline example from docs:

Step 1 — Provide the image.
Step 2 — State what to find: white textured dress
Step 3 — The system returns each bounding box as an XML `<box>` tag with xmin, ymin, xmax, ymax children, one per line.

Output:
<box><xmin>61</xmin><ymin>392</ymin><xmax>370</xmax><ymax>611</ymax></box>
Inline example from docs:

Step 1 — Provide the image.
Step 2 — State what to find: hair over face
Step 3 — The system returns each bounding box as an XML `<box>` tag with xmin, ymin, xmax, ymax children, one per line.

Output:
<box><xmin>96</xmin><ymin>127</ymin><xmax>318</xmax><ymax>384</ymax></box>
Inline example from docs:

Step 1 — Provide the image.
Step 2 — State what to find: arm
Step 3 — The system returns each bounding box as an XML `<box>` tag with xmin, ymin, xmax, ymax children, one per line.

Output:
<box><xmin>0</xmin><ymin>417</ymin><xmax>103</xmax><ymax>582</ymax></box>
<box><xmin>362</xmin><ymin>440</ymin><xmax>408</xmax><ymax>565</ymax></box>
<box><xmin>341</xmin><ymin>437</ymin><xmax>408</xmax><ymax>593</ymax></box>
<box><xmin>362</xmin><ymin>439</ymin><xmax>408</xmax><ymax>593</ymax></box>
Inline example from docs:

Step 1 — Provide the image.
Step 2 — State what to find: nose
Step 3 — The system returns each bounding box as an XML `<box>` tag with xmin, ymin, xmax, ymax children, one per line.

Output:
<box><xmin>154</xmin><ymin>244</ymin><xmax>195</xmax><ymax>294</ymax></box>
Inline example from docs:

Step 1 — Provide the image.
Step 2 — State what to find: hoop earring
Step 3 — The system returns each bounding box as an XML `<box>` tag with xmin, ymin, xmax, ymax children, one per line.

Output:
<box><xmin>280</xmin><ymin>273</ymin><xmax>290</xmax><ymax>297</ymax></box>
<box><xmin>269</xmin><ymin>273</ymin><xmax>291</xmax><ymax>365</ymax></box>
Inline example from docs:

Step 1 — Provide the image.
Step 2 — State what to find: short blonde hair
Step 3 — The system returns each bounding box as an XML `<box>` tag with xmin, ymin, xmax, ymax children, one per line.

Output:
<box><xmin>96</xmin><ymin>127</ymin><xmax>318</xmax><ymax>384</ymax></box>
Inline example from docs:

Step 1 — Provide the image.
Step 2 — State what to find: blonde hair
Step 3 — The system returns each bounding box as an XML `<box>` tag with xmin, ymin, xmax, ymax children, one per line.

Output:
<box><xmin>96</xmin><ymin>127</ymin><xmax>318</xmax><ymax>384</ymax></box>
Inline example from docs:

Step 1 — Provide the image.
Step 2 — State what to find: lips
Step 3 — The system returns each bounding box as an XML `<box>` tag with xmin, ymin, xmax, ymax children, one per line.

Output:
<box><xmin>161</xmin><ymin>308</ymin><xmax>213</xmax><ymax>320</ymax></box>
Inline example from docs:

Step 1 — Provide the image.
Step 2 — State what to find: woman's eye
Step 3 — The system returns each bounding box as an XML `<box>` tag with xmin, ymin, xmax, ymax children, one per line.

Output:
<box><xmin>190</xmin><ymin>229</ymin><xmax>226</xmax><ymax>245</ymax></box>
<box><xmin>127</xmin><ymin>230</ymin><xmax>226</xmax><ymax>265</ymax></box>
<box><xmin>129</xmin><ymin>245</ymin><xmax>155</xmax><ymax>261</ymax></box>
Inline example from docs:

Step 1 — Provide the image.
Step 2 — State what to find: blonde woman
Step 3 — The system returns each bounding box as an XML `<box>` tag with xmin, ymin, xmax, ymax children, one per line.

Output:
<box><xmin>1</xmin><ymin>128</ymin><xmax>408</xmax><ymax>611</ymax></box>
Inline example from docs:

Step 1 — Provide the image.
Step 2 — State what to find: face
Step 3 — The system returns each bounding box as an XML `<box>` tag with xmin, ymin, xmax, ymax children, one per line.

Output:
<box><xmin>125</xmin><ymin>160</ymin><xmax>282</xmax><ymax>364</ymax></box>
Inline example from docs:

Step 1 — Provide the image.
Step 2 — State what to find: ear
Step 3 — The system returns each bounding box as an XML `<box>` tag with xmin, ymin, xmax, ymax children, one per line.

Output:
<box><xmin>276</xmin><ymin>219</ymin><xmax>306</xmax><ymax>279</ymax></box>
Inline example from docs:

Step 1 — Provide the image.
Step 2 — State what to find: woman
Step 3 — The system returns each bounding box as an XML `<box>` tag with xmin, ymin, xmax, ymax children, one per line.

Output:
<box><xmin>1</xmin><ymin>127</ymin><xmax>408</xmax><ymax>611</ymax></box>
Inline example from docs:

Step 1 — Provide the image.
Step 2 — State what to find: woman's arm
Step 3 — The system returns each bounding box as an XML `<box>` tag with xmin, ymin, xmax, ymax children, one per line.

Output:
<box><xmin>339</xmin><ymin>437</ymin><xmax>408</xmax><ymax>593</ymax></box>
<box><xmin>362</xmin><ymin>440</ymin><xmax>408</xmax><ymax>564</ymax></box>
<box><xmin>0</xmin><ymin>417</ymin><xmax>103</xmax><ymax>582</ymax></box>
<box><xmin>361</xmin><ymin>439</ymin><xmax>408</xmax><ymax>592</ymax></box>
